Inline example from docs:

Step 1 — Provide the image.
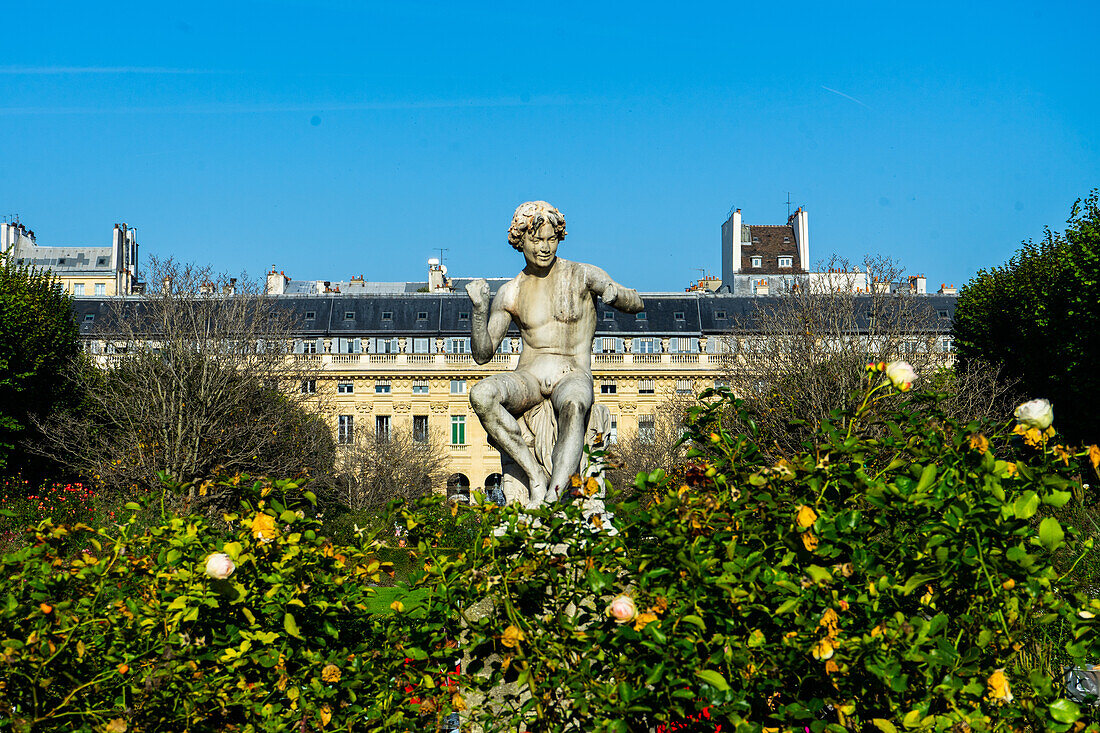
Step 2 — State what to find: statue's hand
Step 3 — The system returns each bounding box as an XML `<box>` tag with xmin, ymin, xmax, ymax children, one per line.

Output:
<box><xmin>465</xmin><ymin>278</ymin><xmax>491</xmax><ymax>309</ymax></box>
<box><xmin>601</xmin><ymin>282</ymin><xmax>619</xmax><ymax>306</ymax></box>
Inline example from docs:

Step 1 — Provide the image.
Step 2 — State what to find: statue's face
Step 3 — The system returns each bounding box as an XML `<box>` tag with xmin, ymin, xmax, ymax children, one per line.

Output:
<box><xmin>522</xmin><ymin>221</ymin><xmax>559</xmax><ymax>270</ymax></box>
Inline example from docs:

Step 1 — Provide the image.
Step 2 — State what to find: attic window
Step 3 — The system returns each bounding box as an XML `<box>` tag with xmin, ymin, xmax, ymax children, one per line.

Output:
<box><xmin>417</xmin><ymin>311</ymin><xmax>428</xmax><ymax>321</ymax></box>
<box><xmin>751</xmin><ymin>256</ymin><xmax>762</xmax><ymax>268</ymax></box>
<box><xmin>752</xmin><ymin>236</ymin><xmax>760</xmax><ymax>243</ymax></box>
<box><xmin>97</xmin><ymin>257</ymin><xmax>109</xmax><ymax>266</ymax></box>
<box><xmin>636</xmin><ymin>312</ymin><xmax>647</xmax><ymax>321</ymax></box>
<box><xmin>83</xmin><ymin>314</ymin><xmax>95</xmax><ymax>323</ymax></box>
<box><xmin>603</xmin><ymin>311</ymin><xmax>615</xmax><ymax>321</ymax></box>
<box><xmin>344</xmin><ymin>311</ymin><xmax>355</xmax><ymax>321</ymax></box>
<box><xmin>778</xmin><ymin>256</ymin><xmax>792</xmax><ymax>268</ymax></box>
<box><xmin>674</xmin><ymin>311</ymin><xmax>685</xmax><ymax>321</ymax></box>
<box><xmin>381</xmin><ymin>311</ymin><xmax>393</xmax><ymax>321</ymax></box>
<box><xmin>783</xmin><ymin>237</ymin><xmax>790</xmax><ymax>243</ymax></box>
<box><xmin>57</xmin><ymin>258</ymin><xmax>66</xmax><ymax>265</ymax></box>
<box><xmin>715</xmin><ymin>310</ymin><xmax>727</xmax><ymax>320</ymax></box>
<box><xmin>458</xmin><ymin>312</ymin><xmax>469</xmax><ymax>322</ymax></box>
<box><xmin>938</xmin><ymin>310</ymin><xmax>950</xmax><ymax>320</ymax></box>
<box><xmin>304</xmin><ymin>311</ymin><xmax>316</xmax><ymax>320</ymax></box>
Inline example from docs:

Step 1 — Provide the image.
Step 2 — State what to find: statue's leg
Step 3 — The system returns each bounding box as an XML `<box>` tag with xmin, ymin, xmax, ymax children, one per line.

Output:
<box><xmin>545</xmin><ymin>373</ymin><xmax>594</xmax><ymax>503</ymax></box>
<box><xmin>470</xmin><ymin>372</ymin><xmax>549</xmax><ymax>507</ymax></box>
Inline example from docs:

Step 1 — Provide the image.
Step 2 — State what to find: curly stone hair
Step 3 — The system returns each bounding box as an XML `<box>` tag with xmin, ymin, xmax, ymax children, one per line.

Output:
<box><xmin>507</xmin><ymin>201</ymin><xmax>567</xmax><ymax>251</ymax></box>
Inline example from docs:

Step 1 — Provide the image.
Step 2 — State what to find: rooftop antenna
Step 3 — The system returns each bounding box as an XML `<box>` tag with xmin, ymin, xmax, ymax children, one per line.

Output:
<box><xmin>784</xmin><ymin>192</ymin><xmax>793</xmax><ymax>217</ymax></box>
<box><xmin>436</xmin><ymin>247</ymin><xmax>449</xmax><ymax>267</ymax></box>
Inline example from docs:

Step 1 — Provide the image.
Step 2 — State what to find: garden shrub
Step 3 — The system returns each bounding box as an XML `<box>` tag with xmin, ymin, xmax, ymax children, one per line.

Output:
<box><xmin>385</xmin><ymin>366</ymin><xmax>1100</xmax><ymax>731</ymax></box>
<box><xmin>2</xmin><ymin>366</ymin><xmax>1100</xmax><ymax>732</ymax></box>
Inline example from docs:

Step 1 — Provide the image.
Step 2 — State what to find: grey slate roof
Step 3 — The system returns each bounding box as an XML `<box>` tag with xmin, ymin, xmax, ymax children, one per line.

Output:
<box><xmin>71</xmin><ymin>293</ymin><xmax>956</xmax><ymax>338</ymax></box>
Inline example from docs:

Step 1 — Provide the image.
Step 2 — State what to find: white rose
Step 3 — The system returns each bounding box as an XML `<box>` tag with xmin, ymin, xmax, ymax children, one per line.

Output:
<box><xmin>1014</xmin><ymin>398</ymin><xmax>1053</xmax><ymax>429</ymax></box>
<box><xmin>606</xmin><ymin>595</ymin><xmax>637</xmax><ymax>624</ymax></box>
<box><xmin>204</xmin><ymin>552</ymin><xmax>236</xmax><ymax>580</ymax></box>
<box><xmin>884</xmin><ymin>360</ymin><xmax>917</xmax><ymax>392</ymax></box>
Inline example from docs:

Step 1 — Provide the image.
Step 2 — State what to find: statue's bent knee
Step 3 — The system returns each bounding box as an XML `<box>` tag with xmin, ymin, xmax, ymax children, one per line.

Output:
<box><xmin>469</xmin><ymin>381</ymin><xmax>499</xmax><ymax>417</ymax></box>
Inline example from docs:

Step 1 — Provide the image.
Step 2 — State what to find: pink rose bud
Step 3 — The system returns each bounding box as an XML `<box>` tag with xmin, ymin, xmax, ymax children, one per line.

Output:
<box><xmin>204</xmin><ymin>552</ymin><xmax>236</xmax><ymax>580</ymax></box>
<box><xmin>606</xmin><ymin>595</ymin><xmax>637</xmax><ymax>624</ymax></box>
<box><xmin>884</xmin><ymin>360</ymin><xmax>917</xmax><ymax>391</ymax></box>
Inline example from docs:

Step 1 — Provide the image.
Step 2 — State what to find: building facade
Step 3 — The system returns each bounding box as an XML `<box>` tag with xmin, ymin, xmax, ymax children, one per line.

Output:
<box><xmin>2</xmin><ymin>220</ymin><xmax>141</xmax><ymax>296</ymax></box>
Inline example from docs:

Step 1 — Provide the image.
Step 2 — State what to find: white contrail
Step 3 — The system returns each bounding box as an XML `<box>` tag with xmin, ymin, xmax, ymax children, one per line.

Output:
<box><xmin>0</xmin><ymin>66</ymin><xmax>225</xmax><ymax>75</ymax></box>
<box><xmin>820</xmin><ymin>85</ymin><xmax>870</xmax><ymax>109</ymax></box>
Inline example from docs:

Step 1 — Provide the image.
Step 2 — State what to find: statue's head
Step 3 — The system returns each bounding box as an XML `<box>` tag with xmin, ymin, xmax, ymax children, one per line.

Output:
<box><xmin>507</xmin><ymin>201</ymin><xmax>567</xmax><ymax>252</ymax></box>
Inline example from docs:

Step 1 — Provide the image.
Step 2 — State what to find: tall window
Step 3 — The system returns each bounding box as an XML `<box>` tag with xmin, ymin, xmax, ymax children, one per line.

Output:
<box><xmin>412</xmin><ymin>380</ymin><xmax>429</xmax><ymax>394</ymax></box>
<box><xmin>94</xmin><ymin>283</ymin><xmax>106</xmax><ymax>296</ymax></box>
<box><xmin>635</xmin><ymin>338</ymin><xmax>658</xmax><ymax>354</ymax></box>
<box><xmin>638</xmin><ymin>415</ymin><xmax>655</xmax><ymax>443</ymax></box>
<box><xmin>375</xmin><ymin>338</ymin><xmax>398</xmax><ymax>354</ymax></box>
<box><xmin>451</xmin><ymin>415</ymin><xmax>466</xmax><ymax>445</ymax></box>
<box><xmin>450</xmin><ymin>379</ymin><xmax>466</xmax><ymax>395</ymax></box>
<box><xmin>302</xmin><ymin>340</ymin><xmax>317</xmax><ymax>354</ymax></box>
<box><xmin>448</xmin><ymin>338</ymin><xmax>470</xmax><ymax>354</ymax></box>
<box><xmin>413</xmin><ymin>338</ymin><xmax>431</xmax><ymax>354</ymax></box>
<box><xmin>638</xmin><ymin>379</ymin><xmax>655</xmax><ymax>395</ymax></box>
<box><xmin>300</xmin><ymin>379</ymin><xmax>316</xmax><ymax>394</ymax></box>
<box><xmin>338</xmin><ymin>415</ymin><xmax>354</xmax><ymax>444</ymax></box>
<box><xmin>375</xmin><ymin>415</ymin><xmax>391</xmax><ymax>441</ymax></box>
<box><xmin>73</xmin><ymin>283</ymin><xmax>85</xmax><ymax>296</ymax></box>
<box><xmin>413</xmin><ymin>415</ymin><xmax>429</xmax><ymax>442</ymax></box>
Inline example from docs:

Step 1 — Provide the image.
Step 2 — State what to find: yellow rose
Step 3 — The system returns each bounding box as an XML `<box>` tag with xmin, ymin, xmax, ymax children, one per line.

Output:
<box><xmin>501</xmin><ymin>624</ymin><xmax>525</xmax><ymax>648</ymax></box>
<box><xmin>321</xmin><ymin>663</ymin><xmax>341</xmax><ymax>684</ymax></box>
<box><xmin>987</xmin><ymin>668</ymin><xmax>1013</xmax><ymax>704</ymax></box>
<box><xmin>633</xmin><ymin>612</ymin><xmax>659</xmax><ymax>632</ymax></box>
<box><xmin>796</xmin><ymin>505</ymin><xmax>818</xmax><ymax>529</ymax></box>
<box><xmin>251</xmin><ymin>513</ymin><xmax>277</xmax><ymax>541</ymax></box>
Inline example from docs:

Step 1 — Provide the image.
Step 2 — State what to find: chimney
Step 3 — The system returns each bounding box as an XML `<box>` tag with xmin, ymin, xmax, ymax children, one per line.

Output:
<box><xmin>721</xmin><ymin>208</ymin><xmax>743</xmax><ymax>290</ymax></box>
<box><xmin>790</xmin><ymin>207</ymin><xmax>809</xmax><ymax>272</ymax></box>
<box><xmin>266</xmin><ymin>267</ymin><xmax>289</xmax><ymax>295</ymax></box>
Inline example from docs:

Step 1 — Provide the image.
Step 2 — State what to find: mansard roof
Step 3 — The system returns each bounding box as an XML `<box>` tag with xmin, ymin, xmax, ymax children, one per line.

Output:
<box><xmin>71</xmin><ymin>293</ymin><xmax>955</xmax><ymax>338</ymax></box>
<box><xmin>742</xmin><ymin>224</ymin><xmax>803</xmax><ymax>274</ymax></box>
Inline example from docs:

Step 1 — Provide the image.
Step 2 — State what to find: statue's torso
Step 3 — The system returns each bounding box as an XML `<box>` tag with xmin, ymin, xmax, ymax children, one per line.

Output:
<box><xmin>502</xmin><ymin>259</ymin><xmax>595</xmax><ymax>382</ymax></box>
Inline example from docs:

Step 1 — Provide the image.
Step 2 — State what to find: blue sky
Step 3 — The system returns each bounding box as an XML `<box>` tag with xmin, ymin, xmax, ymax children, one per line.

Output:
<box><xmin>2</xmin><ymin>1</ymin><xmax>1097</xmax><ymax>292</ymax></box>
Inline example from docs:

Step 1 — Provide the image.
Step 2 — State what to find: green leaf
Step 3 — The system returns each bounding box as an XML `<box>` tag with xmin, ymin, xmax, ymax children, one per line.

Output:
<box><xmin>695</xmin><ymin>669</ymin><xmax>729</xmax><ymax>691</ymax></box>
<box><xmin>872</xmin><ymin>719</ymin><xmax>899</xmax><ymax>733</ymax></box>
<box><xmin>1043</xmin><ymin>490</ymin><xmax>1072</xmax><ymax>508</ymax></box>
<box><xmin>1048</xmin><ymin>698</ymin><xmax>1081</xmax><ymax>723</ymax></box>
<box><xmin>915</xmin><ymin>464</ymin><xmax>937</xmax><ymax>492</ymax></box>
<box><xmin>284</xmin><ymin>612</ymin><xmax>303</xmax><ymax>639</ymax></box>
<box><xmin>1013</xmin><ymin>491</ymin><xmax>1040</xmax><ymax>520</ymax></box>
<box><xmin>124</xmin><ymin>502</ymin><xmax>142</xmax><ymax>512</ymax></box>
<box><xmin>805</xmin><ymin>565</ymin><xmax>833</xmax><ymax>583</ymax></box>
<box><xmin>1039</xmin><ymin>517</ymin><xmax>1064</xmax><ymax>550</ymax></box>
<box><xmin>680</xmin><ymin>615</ymin><xmax>706</xmax><ymax>631</ymax></box>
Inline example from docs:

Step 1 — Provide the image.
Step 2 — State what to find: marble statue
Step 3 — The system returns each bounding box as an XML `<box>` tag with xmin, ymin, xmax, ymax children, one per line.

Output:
<box><xmin>466</xmin><ymin>201</ymin><xmax>644</xmax><ymax>508</ymax></box>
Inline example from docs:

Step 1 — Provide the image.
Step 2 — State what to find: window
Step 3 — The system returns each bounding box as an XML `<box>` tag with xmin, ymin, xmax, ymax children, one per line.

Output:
<box><xmin>57</xmin><ymin>258</ymin><xmax>66</xmax><ymax>265</ymax></box>
<box><xmin>458</xmin><ymin>312</ymin><xmax>470</xmax><ymax>322</ymax></box>
<box><xmin>413</xmin><ymin>337</ymin><xmax>430</xmax><ymax>354</ymax></box>
<box><xmin>96</xmin><ymin>256</ymin><xmax>108</xmax><ymax>266</ymax></box>
<box><xmin>778</xmin><ymin>256</ymin><xmax>792</xmax><ymax>268</ymax></box>
<box><xmin>600</xmin><ymin>381</ymin><xmax>617</xmax><ymax>394</ymax></box>
<box><xmin>636</xmin><ymin>312</ymin><xmax>647</xmax><ymax>321</ymax></box>
<box><xmin>596</xmin><ymin>337</ymin><xmax>618</xmax><ymax>353</ymax></box>
<box><xmin>375</xmin><ymin>415</ymin><xmax>391</xmax><ymax>441</ymax></box>
<box><xmin>83</xmin><ymin>313</ymin><xmax>95</xmax><ymax>323</ymax></box>
<box><xmin>94</xmin><ymin>283</ymin><xmax>106</xmax><ymax>296</ymax></box>
<box><xmin>638</xmin><ymin>379</ymin><xmax>655</xmax><ymax>394</ymax></box>
<box><xmin>375</xmin><ymin>338</ymin><xmax>398</xmax><ymax>354</ymax></box>
<box><xmin>381</xmin><ymin>311</ymin><xmax>393</xmax><ymax>321</ymax></box>
<box><xmin>608</xmin><ymin>416</ymin><xmax>618</xmax><ymax>445</ymax></box>
<box><xmin>783</xmin><ymin>236</ymin><xmax>791</xmax><ymax>243</ymax></box>
<box><xmin>714</xmin><ymin>379</ymin><xmax>728</xmax><ymax>390</ymax></box>
<box><xmin>669</xmin><ymin>337</ymin><xmax>693</xmax><ymax>353</ymax></box>
<box><xmin>344</xmin><ymin>311</ymin><xmax>355</xmax><ymax>321</ymax></box>
<box><xmin>451</xmin><ymin>415</ymin><xmax>466</xmax><ymax>445</ymax></box>
<box><xmin>303</xmin><ymin>340</ymin><xmax>317</xmax><ymax>354</ymax></box>
<box><xmin>304</xmin><ymin>311</ymin><xmax>316</xmax><ymax>320</ymax></box>
<box><xmin>417</xmin><ymin>311</ymin><xmax>428</xmax><ymax>321</ymax></box>
<box><xmin>337</xmin><ymin>382</ymin><xmax>354</xmax><ymax>394</ymax></box>
<box><xmin>450</xmin><ymin>379</ymin><xmax>466</xmax><ymax>395</ymax></box>
<box><xmin>448</xmin><ymin>337</ymin><xmax>469</xmax><ymax>354</ymax></box>
<box><xmin>603</xmin><ymin>311</ymin><xmax>615</xmax><ymax>321</ymax></box>
<box><xmin>73</xmin><ymin>283</ymin><xmax>85</xmax><ymax>296</ymax></box>
<box><xmin>375</xmin><ymin>380</ymin><xmax>391</xmax><ymax>394</ymax></box>
<box><xmin>413</xmin><ymin>415</ymin><xmax>429</xmax><ymax>442</ymax></box>
<box><xmin>938</xmin><ymin>309</ymin><xmax>950</xmax><ymax>320</ymax></box>
<box><xmin>638</xmin><ymin>415</ymin><xmax>655</xmax><ymax>443</ymax></box>
<box><xmin>676</xmin><ymin>379</ymin><xmax>693</xmax><ymax>395</ymax></box>
<box><xmin>635</xmin><ymin>338</ymin><xmax>658</xmax><ymax>354</ymax></box>
<box><xmin>674</xmin><ymin>311</ymin><xmax>685</xmax><ymax>321</ymax></box>
<box><xmin>412</xmin><ymin>380</ymin><xmax>429</xmax><ymax>394</ymax></box>
<box><xmin>338</xmin><ymin>415</ymin><xmax>354</xmax><ymax>444</ymax></box>
<box><xmin>751</xmin><ymin>256</ymin><xmax>762</xmax><ymax>268</ymax></box>
<box><xmin>752</xmin><ymin>236</ymin><xmax>760</xmax><ymax>243</ymax></box>
<box><xmin>940</xmin><ymin>337</ymin><xmax>954</xmax><ymax>353</ymax></box>
<box><xmin>715</xmin><ymin>310</ymin><xmax>726</xmax><ymax>320</ymax></box>
<box><xmin>300</xmin><ymin>379</ymin><xmax>316</xmax><ymax>394</ymax></box>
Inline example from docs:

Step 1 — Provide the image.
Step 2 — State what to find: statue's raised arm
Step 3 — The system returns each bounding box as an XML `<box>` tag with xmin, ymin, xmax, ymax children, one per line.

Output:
<box><xmin>466</xmin><ymin>278</ymin><xmax>511</xmax><ymax>365</ymax></box>
<box><xmin>583</xmin><ymin>263</ymin><xmax>644</xmax><ymax>314</ymax></box>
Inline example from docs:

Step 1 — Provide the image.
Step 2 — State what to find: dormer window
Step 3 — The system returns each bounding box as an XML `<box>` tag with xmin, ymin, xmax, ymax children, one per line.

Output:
<box><xmin>344</xmin><ymin>311</ymin><xmax>355</xmax><ymax>321</ymax></box>
<box><xmin>715</xmin><ymin>310</ymin><xmax>727</xmax><ymax>320</ymax></box>
<box><xmin>783</xmin><ymin>236</ymin><xmax>790</xmax><ymax>243</ymax></box>
<box><xmin>778</xmin><ymin>256</ymin><xmax>792</xmax><ymax>268</ymax></box>
<box><xmin>674</xmin><ymin>311</ymin><xmax>685</xmax><ymax>321</ymax></box>
<box><xmin>381</xmin><ymin>311</ymin><xmax>393</xmax><ymax>321</ymax></box>
<box><xmin>304</xmin><ymin>311</ymin><xmax>316</xmax><ymax>320</ymax></box>
<box><xmin>57</xmin><ymin>258</ymin><xmax>66</xmax><ymax>266</ymax></box>
<box><xmin>458</xmin><ymin>312</ymin><xmax>469</xmax><ymax>322</ymax></box>
<box><xmin>97</xmin><ymin>257</ymin><xmax>109</xmax><ymax>266</ymax></box>
<box><xmin>752</xmin><ymin>236</ymin><xmax>760</xmax><ymax>243</ymax></box>
<box><xmin>751</xmin><ymin>256</ymin><xmax>762</xmax><ymax>268</ymax></box>
<box><xmin>417</xmin><ymin>311</ymin><xmax>428</xmax><ymax>321</ymax></box>
<box><xmin>603</xmin><ymin>311</ymin><xmax>615</xmax><ymax>321</ymax></box>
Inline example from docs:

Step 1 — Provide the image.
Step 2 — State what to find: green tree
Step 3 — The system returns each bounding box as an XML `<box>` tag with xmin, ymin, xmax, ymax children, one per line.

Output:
<box><xmin>954</xmin><ymin>190</ymin><xmax>1100</xmax><ymax>445</ymax></box>
<box><xmin>0</xmin><ymin>260</ymin><xmax>80</xmax><ymax>479</ymax></box>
